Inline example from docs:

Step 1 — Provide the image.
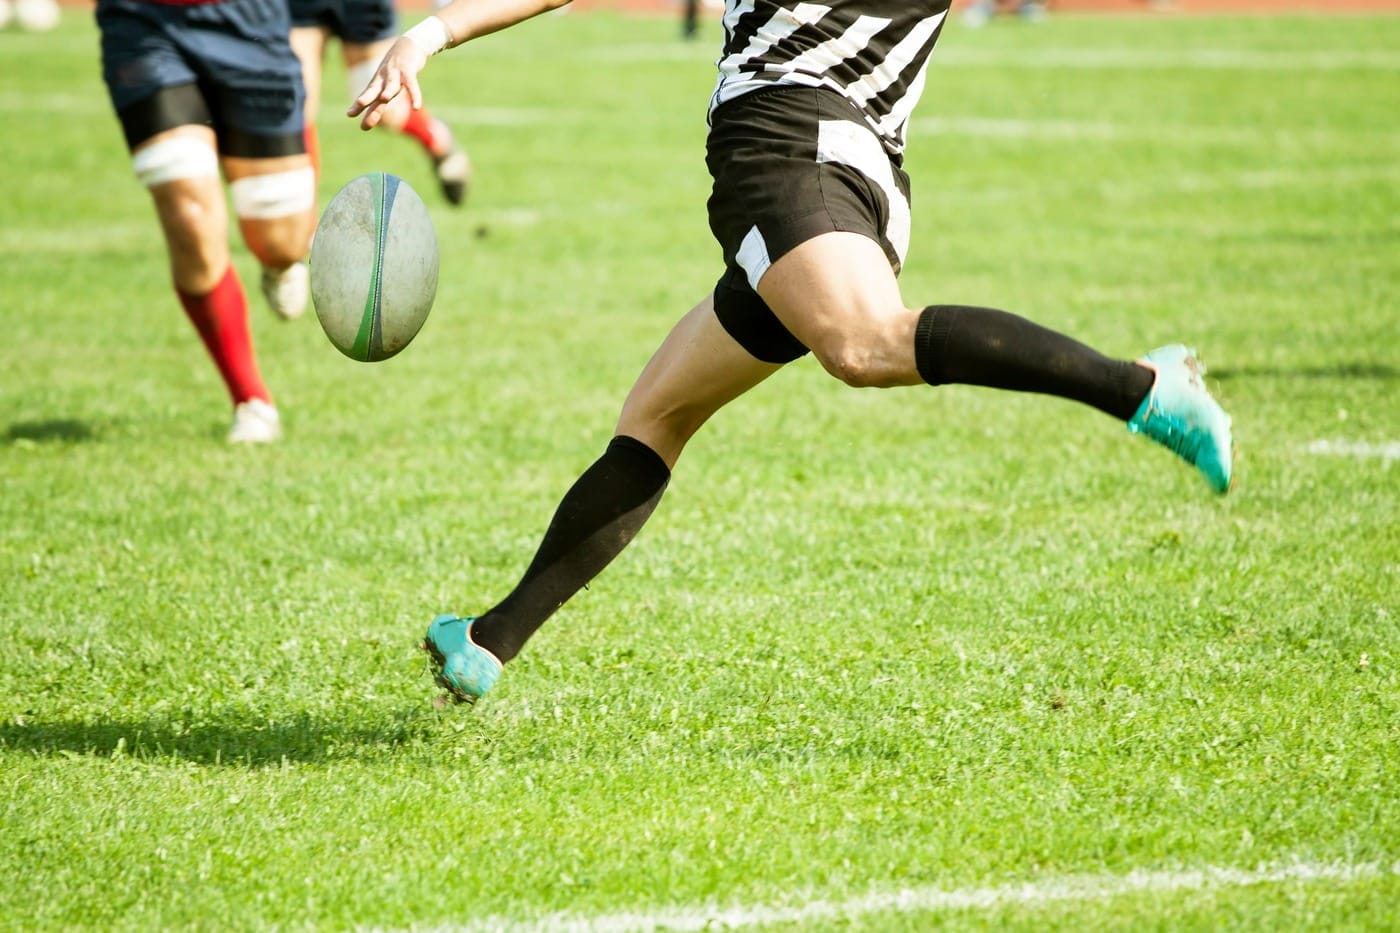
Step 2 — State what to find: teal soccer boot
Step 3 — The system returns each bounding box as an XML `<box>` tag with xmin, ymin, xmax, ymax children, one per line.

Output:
<box><xmin>423</xmin><ymin>614</ymin><xmax>503</xmax><ymax>703</ymax></box>
<box><xmin>1128</xmin><ymin>344</ymin><xmax>1235</xmax><ymax>494</ymax></box>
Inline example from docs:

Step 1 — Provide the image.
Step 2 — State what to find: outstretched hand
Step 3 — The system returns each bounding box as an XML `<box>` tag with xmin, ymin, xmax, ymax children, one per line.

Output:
<box><xmin>347</xmin><ymin>38</ymin><xmax>430</xmax><ymax>130</ymax></box>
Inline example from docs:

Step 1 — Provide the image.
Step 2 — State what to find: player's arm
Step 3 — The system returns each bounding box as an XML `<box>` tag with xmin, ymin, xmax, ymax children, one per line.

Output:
<box><xmin>348</xmin><ymin>0</ymin><xmax>573</xmax><ymax>130</ymax></box>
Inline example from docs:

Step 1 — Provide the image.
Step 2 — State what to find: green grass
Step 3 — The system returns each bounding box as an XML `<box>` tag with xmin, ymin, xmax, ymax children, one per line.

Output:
<box><xmin>2</xmin><ymin>8</ymin><xmax>1399</xmax><ymax>930</ymax></box>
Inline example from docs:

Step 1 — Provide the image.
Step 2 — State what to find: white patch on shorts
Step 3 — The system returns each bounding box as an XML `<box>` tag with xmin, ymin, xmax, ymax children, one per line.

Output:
<box><xmin>735</xmin><ymin>225</ymin><xmax>774</xmax><ymax>292</ymax></box>
<box><xmin>815</xmin><ymin>118</ymin><xmax>910</xmax><ymax>264</ymax></box>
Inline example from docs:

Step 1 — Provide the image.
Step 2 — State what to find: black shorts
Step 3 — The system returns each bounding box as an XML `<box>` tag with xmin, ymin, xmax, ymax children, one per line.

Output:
<box><xmin>97</xmin><ymin>0</ymin><xmax>306</xmax><ymax>156</ymax></box>
<box><xmin>289</xmin><ymin>0</ymin><xmax>397</xmax><ymax>44</ymax></box>
<box><xmin>705</xmin><ymin>86</ymin><xmax>913</xmax><ymax>364</ymax></box>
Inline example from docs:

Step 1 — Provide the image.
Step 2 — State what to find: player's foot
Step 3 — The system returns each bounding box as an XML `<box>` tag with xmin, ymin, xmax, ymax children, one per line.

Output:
<box><xmin>228</xmin><ymin>398</ymin><xmax>281</xmax><ymax>444</ymax></box>
<box><xmin>433</xmin><ymin>146</ymin><xmax>472</xmax><ymax>207</ymax></box>
<box><xmin>1021</xmin><ymin>1</ymin><xmax>1048</xmax><ymax>22</ymax></box>
<box><xmin>423</xmin><ymin>613</ymin><xmax>502</xmax><ymax>703</ymax></box>
<box><xmin>1127</xmin><ymin>344</ymin><xmax>1234</xmax><ymax>493</ymax></box>
<box><xmin>260</xmin><ymin>262</ymin><xmax>309</xmax><ymax>321</ymax></box>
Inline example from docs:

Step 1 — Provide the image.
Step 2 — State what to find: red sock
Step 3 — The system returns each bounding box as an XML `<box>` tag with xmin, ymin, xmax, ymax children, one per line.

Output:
<box><xmin>177</xmin><ymin>265</ymin><xmax>271</xmax><ymax>406</ymax></box>
<box><xmin>304</xmin><ymin>123</ymin><xmax>321</xmax><ymax>183</ymax></box>
<box><xmin>399</xmin><ymin>109</ymin><xmax>451</xmax><ymax>157</ymax></box>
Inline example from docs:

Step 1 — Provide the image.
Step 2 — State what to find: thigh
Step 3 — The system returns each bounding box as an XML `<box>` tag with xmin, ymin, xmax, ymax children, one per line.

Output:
<box><xmin>757</xmin><ymin>230</ymin><xmax>922</xmax><ymax>388</ymax></box>
<box><xmin>288</xmin><ymin>25</ymin><xmax>330</xmax><ymax>119</ymax></box>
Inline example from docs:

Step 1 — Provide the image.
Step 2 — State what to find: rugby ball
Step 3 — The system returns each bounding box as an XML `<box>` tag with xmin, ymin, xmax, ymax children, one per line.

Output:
<box><xmin>310</xmin><ymin>172</ymin><xmax>439</xmax><ymax>362</ymax></box>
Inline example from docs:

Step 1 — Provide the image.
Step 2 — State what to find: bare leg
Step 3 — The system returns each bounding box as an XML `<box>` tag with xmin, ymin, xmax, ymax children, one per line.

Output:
<box><xmin>757</xmin><ymin>231</ymin><xmax>923</xmax><ymax>388</ymax></box>
<box><xmin>617</xmin><ymin>292</ymin><xmax>783</xmax><ymax>467</ymax></box>
<box><xmin>461</xmin><ymin>293</ymin><xmax>782</xmax><ymax>666</ymax></box>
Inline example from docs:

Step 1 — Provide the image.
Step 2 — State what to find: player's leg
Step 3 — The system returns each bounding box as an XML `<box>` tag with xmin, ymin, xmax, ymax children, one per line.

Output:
<box><xmin>426</xmin><ymin>294</ymin><xmax>783</xmax><ymax>701</ymax></box>
<box><xmin>222</xmin><ymin>153</ymin><xmax>317</xmax><ymax>322</ymax></box>
<box><xmin>169</xmin><ymin>0</ymin><xmax>316</xmax><ymax>322</ymax></box>
<box><xmin>99</xmin><ymin>2</ymin><xmax>278</xmax><ymax>441</ymax></box>
<box><xmin>288</xmin><ymin>23</ymin><xmax>331</xmax><ymax>181</ymax></box>
<box><xmin>346</xmin><ymin>19</ymin><xmax>471</xmax><ymax>206</ymax></box>
<box><xmin>137</xmin><ymin>129</ymin><xmax>280</xmax><ymax>441</ymax></box>
<box><xmin>755</xmin><ymin>231</ymin><xmax>1232</xmax><ymax>491</ymax></box>
<box><xmin>718</xmin><ymin>87</ymin><xmax>1231</xmax><ymax>491</ymax></box>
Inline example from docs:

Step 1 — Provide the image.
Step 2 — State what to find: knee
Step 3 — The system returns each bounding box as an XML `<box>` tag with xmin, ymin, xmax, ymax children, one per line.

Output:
<box><xmin>808</xmin><ymin>309</ymin><xmax>921</xmax><ymax>388</ymax></box>
<box><xmin>159</xmin><ymin>199</ymin><xmax>229</xmax><ymax>289</ymax></box>
<box><xmin>812</xmin><ymin>338</ymin><xmax>910</xmax><ymax>388</ymax></box>
<box><xmin>240</xmin><ymin>214</ymin><xmax>314</xmax><ymax>269</ymax></box>
<box><xmin>232</xmin><ymin>169</ymin><xmax>316</xmax><ymax>267</ymax></box>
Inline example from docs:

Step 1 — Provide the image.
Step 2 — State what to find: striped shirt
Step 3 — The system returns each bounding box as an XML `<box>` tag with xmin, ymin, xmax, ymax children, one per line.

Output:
<box><xmin>710</xmin><ymin>0</ymin><xmax>952</xmax><ymax>156</ymax></box>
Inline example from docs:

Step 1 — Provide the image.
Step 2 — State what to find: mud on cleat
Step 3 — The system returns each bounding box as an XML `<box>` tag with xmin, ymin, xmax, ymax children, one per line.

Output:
<box><xmin>423</xmin><ymin>613</ymin><xmax>502</xmax><ymax>703</ymax></box>
<box><xmin>1128</xmin><ymin>344</ymin><xmax>1235</xmax><ymax>493</ymax></box>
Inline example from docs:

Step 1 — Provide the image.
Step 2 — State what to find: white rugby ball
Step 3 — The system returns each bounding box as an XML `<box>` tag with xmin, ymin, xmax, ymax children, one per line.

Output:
<box><xmin>310</xmin><ymin>172</ymin><xmax>439</xmax><ymax>362</ymax></box>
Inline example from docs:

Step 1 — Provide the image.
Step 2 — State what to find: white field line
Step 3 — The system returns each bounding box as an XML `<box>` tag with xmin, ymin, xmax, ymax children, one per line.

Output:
<box><xmin>931</xmin><ymin>48</ymin><xmax>1400</xmax><ymax>71</ymax></box>
<box><xmin>575</xmin><ymin>46</ymin><xmax>1400</xmax><ymax>70</ymax></box>
<box><xmin>426</xmin><ymin>859</ymin><xmax>1395</xmax><ymax>933</ymax></box>
<box><xmin>0</xmin><ymin>223</ymin><xmax>154</xmax><ymax>256</ymax></box>
<box><xmin>1306</xmin><ymin>439</ymin><xmax>1400</xmax><ymax>465</ymax></box>
<box><xmin>907</xmin><ymin>115</ymin><xmax>1400</xmax><ymax>148</ymax></box>
<box><xmin>0</xmin><ymin>91</ymin><xmax>111</xmax><ymax>116</ymax></box>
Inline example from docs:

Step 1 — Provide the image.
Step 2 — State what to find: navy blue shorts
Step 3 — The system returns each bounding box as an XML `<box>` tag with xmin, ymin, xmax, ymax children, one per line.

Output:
<box><xmin>289</xmin><ymin>0</ymin><xmax>397</xmax><ymax>44</ymax></box>
<box><xmin>98</xmin><ymin>0</ymin><xmax>306</xmax><ymax>157</ymax></box>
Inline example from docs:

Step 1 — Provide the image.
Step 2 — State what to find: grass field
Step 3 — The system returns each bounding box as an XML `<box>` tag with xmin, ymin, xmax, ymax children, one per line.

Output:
<box><xmin>2</xmin><ymin>9</ymin><xmax>1398</xmax><ymax>930</ymax></box>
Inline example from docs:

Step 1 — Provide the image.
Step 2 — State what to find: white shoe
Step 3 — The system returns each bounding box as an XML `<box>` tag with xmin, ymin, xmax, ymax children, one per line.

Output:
<box><xmin>0</xmin><ymin>0</ymin><xmax>14</xmax><ymax>30</ymax></box>
<box><xmin>228</xmin><ymin>399</ymin><xmax>282</xmax><ymax>444</ymax></box>
<box><xmin>261</xmin><ymin>262</ymin><xmax>309</xmax><ymax>321</ymax></box>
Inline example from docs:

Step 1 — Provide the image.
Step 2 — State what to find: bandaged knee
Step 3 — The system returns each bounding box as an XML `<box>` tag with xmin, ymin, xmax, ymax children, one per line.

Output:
<box><xmin>131</xmin><ymin>136</ymin><xmax>219</xmax><ymax>187</ymax></box>
<box><xmin>230</xmin><ymin>168</ymin><xmax>316</xmax><ymax>220</ymax></box>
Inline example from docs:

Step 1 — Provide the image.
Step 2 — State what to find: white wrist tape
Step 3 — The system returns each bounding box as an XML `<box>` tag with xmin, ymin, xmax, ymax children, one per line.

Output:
<box><xmin>403</xmin><ymin>16</ymin><xmax>453</xmax><ymax>57</ymax></box>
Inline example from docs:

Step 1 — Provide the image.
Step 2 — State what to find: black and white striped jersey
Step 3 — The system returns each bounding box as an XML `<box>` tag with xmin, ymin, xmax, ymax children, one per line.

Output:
<box><xmin>709</xmin><ymin>0</ymin><xmax>952</xmax><ymax>156</ymax></box>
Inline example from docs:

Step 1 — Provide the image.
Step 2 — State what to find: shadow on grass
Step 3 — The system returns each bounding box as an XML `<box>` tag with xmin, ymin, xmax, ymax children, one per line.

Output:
<box><xmin>1210</xmin><ymin>363</ymin><xmax>1398</xmax><ymax>381</ymax></box>
<box><xmin>0</xmin><ymin>710</ymin><xmax>435</xmax><ymax>767</ymax></box>
<box><xmin>6</xmin><ymin>420</ymin><xmax>97</xmax><ymax>444</ymax></box>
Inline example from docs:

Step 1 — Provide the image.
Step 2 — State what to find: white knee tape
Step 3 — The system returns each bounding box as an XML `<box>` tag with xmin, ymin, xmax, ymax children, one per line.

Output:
<box><xmin>230</xmin><ymin>168</ymin><xmax>316</xmax><ymax>220</ymax></box>
<box><xmin>346</xmin><ymin>60</ymin><xmax>378</xmax><ymax>105</ymax></box>
<box><xmin>131</xmin><ymin>136</ymin><xmax>219</xmax><ymax>187</ymax></box>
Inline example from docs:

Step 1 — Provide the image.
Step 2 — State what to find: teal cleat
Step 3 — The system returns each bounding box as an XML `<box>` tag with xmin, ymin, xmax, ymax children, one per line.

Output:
<box><xmin>1128</xmin><ymin>344</ymin><xmax>1235</xmax><ymax>494</ymax></box>
<box><xmin>423</xmin><ymin>614</ymin><xmax>502</xmax><ymax>703</ymax></box>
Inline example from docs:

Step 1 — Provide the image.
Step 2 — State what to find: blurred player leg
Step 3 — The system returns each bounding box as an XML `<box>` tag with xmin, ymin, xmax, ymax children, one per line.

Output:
<box><xmin>100</xmin><ymin>0</ymin><xmax>312</xmax><ymax>440</ymax></box>
<box><xmin>288</xmin><ymin>23</ymin><xmax>332</xmax><ymax>182</ymax></box>
<box><xmin>225</xmin><ymin>154</ymin><xmax>317</xmax><ymax>323</ymax></box>
<box><xmin>137</xmin><ymin>129</ymin><xmax>280</xmax><ymax>441</ymax></box>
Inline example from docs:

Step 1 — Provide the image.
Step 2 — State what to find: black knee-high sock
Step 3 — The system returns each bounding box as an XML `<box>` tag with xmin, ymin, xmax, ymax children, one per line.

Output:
<box><xmin>469</xmin><ymin>435</ymin><xmax>671</xmax><ymax>663</ymax></box>
<box><xmin>914</xmin><ymin>305</ymin><xmax>1154</xmax><ymax>421</ymax></box>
